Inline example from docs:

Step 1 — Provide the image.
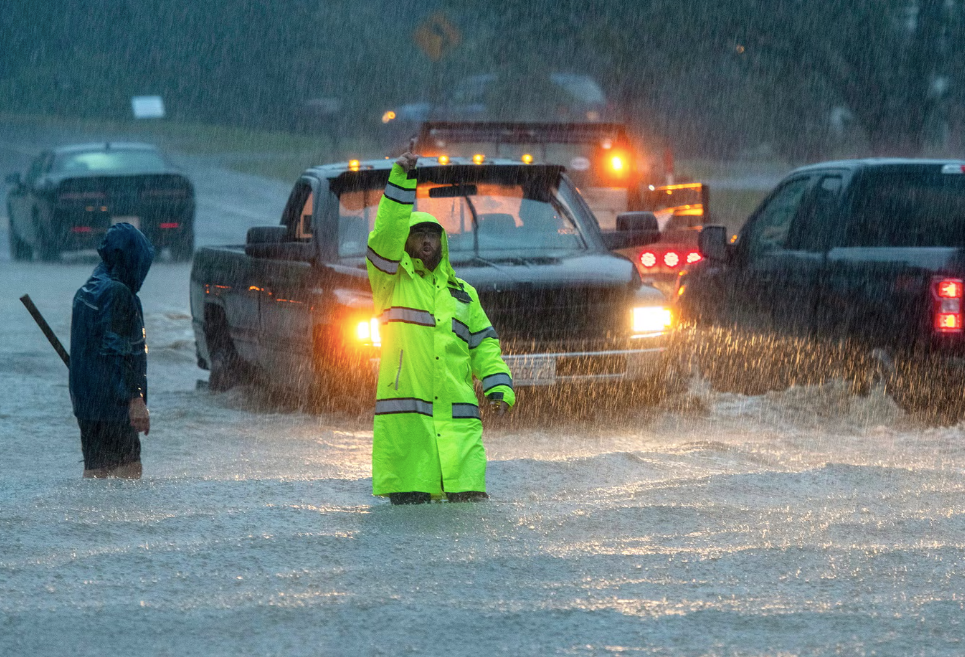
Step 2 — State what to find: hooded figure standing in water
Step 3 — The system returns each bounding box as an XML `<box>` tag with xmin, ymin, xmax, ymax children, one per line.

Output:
<box><xmin>69</xmin><ymin>222</ymin><xmax>155</xmax><ymax>478</ymax></box>
<box><xmin>366</xmin><ymin>149</ymin><xmax>515</xmax><ymax>504</ymax></box>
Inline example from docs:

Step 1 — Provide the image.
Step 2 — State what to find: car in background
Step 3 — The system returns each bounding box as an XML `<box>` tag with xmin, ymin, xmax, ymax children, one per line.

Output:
<box><xmin>5</xmin><ymin>142</ymin><xmax>195</xmax><ymax>261</ymax></box>
<box><xmin>378</xmin><ymin>72</ymin><xmax>616</xmax><ymax>153</ymax></box>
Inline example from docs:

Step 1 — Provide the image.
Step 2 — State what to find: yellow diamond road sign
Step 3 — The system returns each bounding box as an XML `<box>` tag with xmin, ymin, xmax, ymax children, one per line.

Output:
<box><xmin>413</xmin><ymin>12</ymin><xmax>461</xmax><ymax>62</ymax></box>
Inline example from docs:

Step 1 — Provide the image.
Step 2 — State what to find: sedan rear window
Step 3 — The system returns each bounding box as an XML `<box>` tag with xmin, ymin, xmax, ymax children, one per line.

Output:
<box><xmin>52</xmin><ymin>149</ymin><xmax>169</xmax><ymax>174</ymax></box>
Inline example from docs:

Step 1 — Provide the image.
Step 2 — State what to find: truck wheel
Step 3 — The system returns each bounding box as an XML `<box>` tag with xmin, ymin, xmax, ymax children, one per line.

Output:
<box><xmin>36</xmin><ymin>237</ymin><xmax>60</xmax><ymax>262</ymax></box>
<box><xmin>205</xmin><ymin>309</ymin><xmax>247</xmax><ymax>392</ymax></box>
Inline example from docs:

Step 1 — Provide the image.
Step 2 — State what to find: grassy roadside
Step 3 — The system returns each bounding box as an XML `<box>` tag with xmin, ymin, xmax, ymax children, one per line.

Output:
<box><xmin>0</xmin><ymin>112</ymin><xmax>381</xmax><ymax>183</ymax></box>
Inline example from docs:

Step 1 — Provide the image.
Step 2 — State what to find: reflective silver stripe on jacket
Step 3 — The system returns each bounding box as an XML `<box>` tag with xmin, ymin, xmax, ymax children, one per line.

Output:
<box><xmin>482</xmin><ymin>372</ymin><xmax>513</xmax><ymax>393</ymax></box>
<box><xmin>383</xmin><ymin>181</ymin><xmax>416</xmax><ymax>205</ymax></box>
<box><xmin>374</xmin><ymin>398</ymin><xmax>433</xmax><ymax>416</ymax></box>
<box><xmin>451</xmin><ymin>318</ymin><xmax>471</xmax><ymax>343</ymax></box>
<box><xmin>452</xmin><ymin>403</ymin><xmax>480</xmax><ymax>420</ymax></box>
<box><xmin>380</xmin><ymin>306</ymin><xmax>436</xmax><ymax>327</ymax></box>
<box><xmin>367</xmin><ymin>246</ymin><xmax>399</xmax><ymax>274</ymax></box>
<box><xmin>469</xmin><ymin>326</ymin><xmax>499</xmax><ymax>349</ymax></box>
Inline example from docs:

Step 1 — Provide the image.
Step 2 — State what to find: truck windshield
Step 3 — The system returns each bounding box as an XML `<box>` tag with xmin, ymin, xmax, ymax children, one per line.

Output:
<box><xmin>847</xmin><ymin>168</ymin><xmax>965</xmax><ymax>247</ymax></box>
<box><xmin>337</xmin><ymin>175</ymin><xmax>590</xmax><ymax>259</ymax></box>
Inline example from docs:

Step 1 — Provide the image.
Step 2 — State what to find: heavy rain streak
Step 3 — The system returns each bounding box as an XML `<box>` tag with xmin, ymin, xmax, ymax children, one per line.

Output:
<box><xmin>2</xmin><ymin>2</ymin><xmax>965</xmax><ymax>655</ymax></box>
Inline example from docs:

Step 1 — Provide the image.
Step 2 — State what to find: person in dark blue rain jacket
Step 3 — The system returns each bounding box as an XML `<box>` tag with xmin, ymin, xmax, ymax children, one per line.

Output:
<box><xmin>69</xmin><ymin>222</ymin><xmax>155</xmax><ymax>478</ymax></box>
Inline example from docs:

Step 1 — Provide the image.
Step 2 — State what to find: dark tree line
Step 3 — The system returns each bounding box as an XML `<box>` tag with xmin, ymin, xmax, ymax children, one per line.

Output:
<box><xmin>1</xmin><ymin>0</ymin><xmax>962</xmax><ymax>161</ymax></box>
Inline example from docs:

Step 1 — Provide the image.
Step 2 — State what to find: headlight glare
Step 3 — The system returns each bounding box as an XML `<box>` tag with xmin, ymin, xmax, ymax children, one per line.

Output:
<box><xmin>632</xmin><ymin>306</ymin><xmax>672</xmax><ymax>333</ymax></box>
<box><xmin>355</xmin><ymin>318</ymin><xmax>381</xmax><ymax>346</ymax></box>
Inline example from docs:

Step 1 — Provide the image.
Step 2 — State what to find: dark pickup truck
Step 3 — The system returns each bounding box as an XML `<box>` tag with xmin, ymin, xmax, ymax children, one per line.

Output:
<box><xmin>677</xmin><ymin>158</ymin><xmax>965</xmax><ymax>418</ymax></box>
<box><xmin>189</xmin><ymin>156</ymin><xmax>675</xmax><ymax>408</ymax></box>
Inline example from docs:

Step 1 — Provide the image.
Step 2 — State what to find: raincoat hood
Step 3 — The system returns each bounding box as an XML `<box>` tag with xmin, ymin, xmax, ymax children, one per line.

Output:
<box><xmin>408</xmin><ymin>211</ymin><xmax>456</xmax><ymax>282</ymax></box>
<box><xmin>97</xmin><ymin>222</ymin><xmax>155</xmax><ymax>293</ymax></box>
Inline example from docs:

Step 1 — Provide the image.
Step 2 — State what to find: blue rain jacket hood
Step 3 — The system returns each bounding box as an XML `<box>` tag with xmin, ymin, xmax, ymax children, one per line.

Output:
<box><xmin>69</xmin><ymin>223</ymin><xmax>155</xmax><ymax>421</ymax></box>
<box><xmin>97</xmin><ymin>222</ymin><xmax>154</xmax><ymax>293</ymax></box>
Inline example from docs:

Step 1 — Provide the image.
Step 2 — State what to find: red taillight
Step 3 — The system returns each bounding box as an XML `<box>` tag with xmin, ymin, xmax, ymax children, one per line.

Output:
<box><xmin>937</xmin><ymin>313</ymin><xmax>962</xmax><ymax>331</ymax></box>
<box><xmin>639</xmin><ymin>252</ymin><xmax>657</xmax><ymax>268</ymax></box>
<box><xmin>937</xmin><ymin>280</ymin><xmax>962</xmax><ymax>299</ymax></box>
<box><xmin>159</xmin><ymin>222</ymin><xmax>180</xmax><ymax>229</ymax></box>
<box><xmin>933</xmin><ymin>277</ymin><xmax>963</xmax><ymax>333</ymax></box>
<box><xmin>686</xmin><ymin>251</ymin><xmax>702</xmax><ymax>264</ymax></box>
<box><xmin>663</xmin><ymin>251</ymin><xmax>680</xmax><ymax>268</ymax></box>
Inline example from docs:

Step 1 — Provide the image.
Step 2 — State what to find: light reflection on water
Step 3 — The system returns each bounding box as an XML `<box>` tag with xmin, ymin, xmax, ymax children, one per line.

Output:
<box><xmin>3</xmin><ymin>314</ymin><xmax>965</xmax><ymax>653</ymax></box>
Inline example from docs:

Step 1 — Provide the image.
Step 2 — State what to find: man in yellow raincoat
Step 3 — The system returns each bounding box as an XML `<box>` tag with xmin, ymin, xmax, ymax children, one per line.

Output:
<box><xmin>366</xmin><ymin>149</ymin><xmax>515</xmax><ymax>505</ymax></box>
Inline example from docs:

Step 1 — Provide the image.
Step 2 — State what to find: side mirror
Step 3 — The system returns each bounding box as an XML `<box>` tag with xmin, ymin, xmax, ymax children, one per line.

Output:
<box><xmin>616</xmin><ymin>211</ymin><xmax>659</xmax><ymax>233</ymax></box>
<box><xmin>246</xmin><ymin>226</ymin><xmax>289</xmax><ymax>245</ymax></box>
<box><xmin>602</xmin><ymin>211</ymin><xmax>660</xmax><ymax>250</ymax></box>
<box><xmin>6</xmin><ymin>172</ymin><xmax>21</xmax><ymax>186</ymax></box>
<box><xmin>697</xmin><ymin>225</ymin><xmax>729</xmax><ymax>261</ymax></box>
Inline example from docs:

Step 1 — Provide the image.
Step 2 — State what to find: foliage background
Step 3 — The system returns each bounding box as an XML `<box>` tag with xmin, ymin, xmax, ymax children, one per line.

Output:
<box><xmin>1</xmin><ymin>0</ymin><xmax>962</xmax><ymax>162</ymax></box>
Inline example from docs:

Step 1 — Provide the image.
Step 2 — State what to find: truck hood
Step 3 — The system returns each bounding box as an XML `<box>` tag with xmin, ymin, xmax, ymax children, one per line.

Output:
<box><xmin>451</xmin><ymin>252</ymin><xmax>647</xmax><ymax>293</ymax></box>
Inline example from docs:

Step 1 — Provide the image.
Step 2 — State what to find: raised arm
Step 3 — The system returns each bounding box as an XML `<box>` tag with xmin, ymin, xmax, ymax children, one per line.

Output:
<box><xmin>366</xmin><ymin>150</ymin><xmax>419</xmax><ymax>309</ymax></box>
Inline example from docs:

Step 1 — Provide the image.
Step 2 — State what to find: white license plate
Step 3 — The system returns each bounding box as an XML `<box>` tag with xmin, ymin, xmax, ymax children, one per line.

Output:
<box><xmin>111</xmin><ymin>216</ymin><xmax>140</xmax><ymax>229</ymax></box>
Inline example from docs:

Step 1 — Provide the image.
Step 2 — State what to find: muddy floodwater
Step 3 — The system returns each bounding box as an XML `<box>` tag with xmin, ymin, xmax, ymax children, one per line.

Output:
<box><xmin>2</xmin><ymin>262</ymin><xmax>964</xmax><ymax>656</ymax></box>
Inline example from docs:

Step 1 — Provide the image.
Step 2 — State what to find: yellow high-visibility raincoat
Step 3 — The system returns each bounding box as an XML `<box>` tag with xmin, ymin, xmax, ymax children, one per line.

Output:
<box><xmin>366</xmin><ymin>163</ymin><xmax>515</xmax><ymax>497</ymax></box>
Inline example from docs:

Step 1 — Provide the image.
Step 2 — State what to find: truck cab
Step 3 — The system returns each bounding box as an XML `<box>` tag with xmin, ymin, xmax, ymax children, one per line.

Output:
<box><xmin>190</xmin><ymin>156</ymin><xmax>675</xmax><ymax>404</ymax></box>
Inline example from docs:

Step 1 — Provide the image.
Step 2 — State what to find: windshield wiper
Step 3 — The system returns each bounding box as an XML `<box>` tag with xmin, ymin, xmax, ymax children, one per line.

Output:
<box><xmin>463</xmin><ymin>195</ymin><xmax>480</xmax><ymax>256</ymax></box>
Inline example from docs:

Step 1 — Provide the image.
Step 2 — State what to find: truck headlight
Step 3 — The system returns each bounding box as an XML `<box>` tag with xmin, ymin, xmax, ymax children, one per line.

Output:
<box><xmin>631</xmin><ymin>306</ymin><xmax>672</xmax><ymax>334</ymax></box>
<box><xmin>355</xmin><ymin>318</ymin><xmax>381</xmax><ymax>346</ymax></box>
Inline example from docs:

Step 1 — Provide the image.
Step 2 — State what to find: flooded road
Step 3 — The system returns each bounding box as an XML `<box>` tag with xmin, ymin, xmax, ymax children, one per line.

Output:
<box><xmin>1</xmin><ymin>134</ymin><xmax>963</xmax><ymax>655</ymax></box>
<box><xmin>2</xmin><ymin>261</ymin><xmax>963</xmax><ymax>655</ymax></box>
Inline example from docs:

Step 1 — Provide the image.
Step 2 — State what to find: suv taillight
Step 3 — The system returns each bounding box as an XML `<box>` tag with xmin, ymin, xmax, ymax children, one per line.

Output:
<box><xmin>933</xmin><ymin>277</ymin><xmax>963</xmax><ymax>333</ymax></box>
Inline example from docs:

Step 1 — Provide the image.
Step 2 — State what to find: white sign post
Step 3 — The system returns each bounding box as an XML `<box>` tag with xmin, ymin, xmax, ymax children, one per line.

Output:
<box><xmin>131</xmin><ymin>96</ymin><xmax>165</xmax><ymax>119</ymax></box>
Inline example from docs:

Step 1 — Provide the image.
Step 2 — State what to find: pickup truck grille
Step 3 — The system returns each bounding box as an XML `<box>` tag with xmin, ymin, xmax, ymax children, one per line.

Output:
<box><xmin>477</xmin><ymin>285</ymin><xmax>631</xmax><ymax>348</ymax></box>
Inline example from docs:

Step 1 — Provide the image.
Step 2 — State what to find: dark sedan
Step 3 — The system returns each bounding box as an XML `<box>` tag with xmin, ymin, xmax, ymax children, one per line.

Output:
<box><xmin>5</xmin><ymin>142</ymin><xmax>195</xmax><ymax>261</ymax></box>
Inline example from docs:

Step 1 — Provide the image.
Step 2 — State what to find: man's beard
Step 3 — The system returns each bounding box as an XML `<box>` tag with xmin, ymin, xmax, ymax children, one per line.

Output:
<box><xmin>407</xmin><ymin>244</ymin><xmax>441</xmax><ymax>271</ymax></box>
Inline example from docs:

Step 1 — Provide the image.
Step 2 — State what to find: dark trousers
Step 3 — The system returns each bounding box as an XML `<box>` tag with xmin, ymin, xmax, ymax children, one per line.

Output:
<box><xmin>389</xmin><ymin>491</ymin><xmax>489</xmax><ymax>505</ymax></box>
<box><xmin>78</xmin><ymin>419</ymin><xmax>141</xmax><ymax>471</ymax></box>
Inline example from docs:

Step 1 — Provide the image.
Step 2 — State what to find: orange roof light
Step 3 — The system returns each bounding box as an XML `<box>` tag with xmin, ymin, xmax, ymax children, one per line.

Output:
<box><xmin>348</xmin><ymin>159</ymin><xmax>360</xmax><ymax>171</ymax></box>
<box><xmin>473</xmin><ymin>154</ymin><xmax>485</xmax><ymax>165</ymax></box>
<box><xmin>521</xmin><ymin>153</ymin><xmax>533</xmax><ymax>164</ymax></box>
<box><xmin>438</xmin><ymin>155</ymin><xmax>450</xmax><ymax>165</ymax></box>
<box><xmin>381</xmin><ymin>111</ymin><xmax>396</xmax><ymax>123</ymax></box>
